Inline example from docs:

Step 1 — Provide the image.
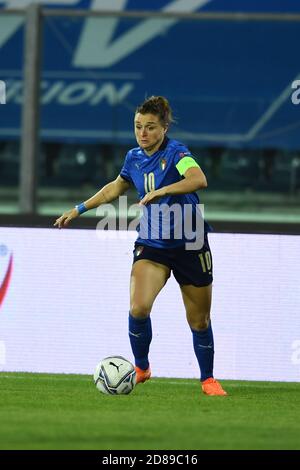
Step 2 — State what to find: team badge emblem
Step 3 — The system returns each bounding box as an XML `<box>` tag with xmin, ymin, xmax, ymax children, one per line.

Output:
<box><xmin>160</xmin><ymin>158</ymin><xmax>167</xmax><ymax>171</ymax></box>
<box><xmin>135</xmin><ymin>246</ymin><xmax>144</xmax><ymax>257</ymax></box>
<box><xmin>179</xmin><ymin>152</ymin><xmax>190</xmax><ymax>158</ymax></box>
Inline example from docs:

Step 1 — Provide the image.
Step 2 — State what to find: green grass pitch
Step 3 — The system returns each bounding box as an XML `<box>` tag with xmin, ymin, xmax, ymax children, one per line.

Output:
<box><xmin>0</xmin><ymin>372</ymin><xmax>299</xmax><ymax>450</ymax></box>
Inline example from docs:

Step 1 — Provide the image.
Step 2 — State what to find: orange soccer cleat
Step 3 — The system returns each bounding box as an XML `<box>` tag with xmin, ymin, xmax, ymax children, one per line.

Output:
<box><xmin>135</xmin><ymin>366</ymin><xmax>151</xmax><ymax>384</ymax></box>
<box><xmin>201</xmin><ymin>378</ymin><xmax>227</xmax><ymax>396</ymax></box>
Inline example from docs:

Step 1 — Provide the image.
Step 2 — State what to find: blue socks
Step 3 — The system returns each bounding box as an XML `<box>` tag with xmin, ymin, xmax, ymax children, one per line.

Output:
<box><xmin>191</xmin><ymin>321</ymin><xmax>214</xmax><ymax>381</ymax></box>
<box><xmin>128</xmin><ymin>313</ymin><xmax>214</xmax><ymax>379</ymax></box>
<box><xmin>128</xmin><ymin>313</ymin><xmax>152</xmax><ymax>370</ymax></box>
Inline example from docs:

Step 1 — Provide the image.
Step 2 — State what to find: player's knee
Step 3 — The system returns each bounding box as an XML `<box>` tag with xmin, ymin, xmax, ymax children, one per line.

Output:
<box><xmin>189</xmin><ymin>314</ymin><xmax>210</xmax><ymax>331</ymax></box>
<box><xmin>130</xmin><ymin>303</ymin><xmax>151</xmax><ymax>319</ymax></box>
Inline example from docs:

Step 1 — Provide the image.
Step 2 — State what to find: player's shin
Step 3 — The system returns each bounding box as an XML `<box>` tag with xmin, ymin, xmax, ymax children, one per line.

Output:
<box><xmin>128</xmin><ymin>313</ymin><xmax>152</xmax><ymax>370</ymax></box>
<box><xmin>191</xmin><ymin>320</ymin><xmax>214</xmax><ymax>381</ymax></box>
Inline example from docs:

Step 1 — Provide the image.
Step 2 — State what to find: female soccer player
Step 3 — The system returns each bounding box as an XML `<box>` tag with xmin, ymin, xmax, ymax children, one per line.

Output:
<box><xmin>54</xmin><ymin>96</ymin><xmax>227</xmax><ymax>396</ymax></box>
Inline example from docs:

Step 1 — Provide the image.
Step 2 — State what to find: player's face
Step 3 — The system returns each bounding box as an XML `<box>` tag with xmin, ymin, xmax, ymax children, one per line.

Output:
<box><xmin>134</xmin><ymin>113</ymin><xmax>167</xmax><ymax>155</ymax></box>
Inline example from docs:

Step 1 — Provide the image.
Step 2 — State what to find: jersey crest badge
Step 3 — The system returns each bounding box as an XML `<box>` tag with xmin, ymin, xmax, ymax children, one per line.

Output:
<box><xmin>160</xmin><ymin>158</ymin><xmax>167</xmax><ymax>171</ymax></box>
<box><xmin>135</xmin><ymin>246</ymin><xmax>144</xmax><ymax>257</ymax></box>
<box><xmin>179</xmin><ymin>152</ymin><xmax>190</xmax><ymax>158</ymax></box>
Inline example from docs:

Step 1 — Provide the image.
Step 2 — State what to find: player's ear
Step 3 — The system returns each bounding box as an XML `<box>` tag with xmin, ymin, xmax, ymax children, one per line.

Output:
<box><xmin>163</xmin><ymin>125</ymin><xmax>168</xmax><ymax>134</ymax></box>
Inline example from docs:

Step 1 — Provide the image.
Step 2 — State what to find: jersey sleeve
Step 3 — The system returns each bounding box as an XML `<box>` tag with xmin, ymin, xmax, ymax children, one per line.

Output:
<box><xmin>120</xmin><ymin>151</ymin><xmax>134</xmax><ymax>184</ymax></box>
<box><xmin>174</xmin><ymin>146</ymin><xmax>200</xmax><ymax>176</ymax></box>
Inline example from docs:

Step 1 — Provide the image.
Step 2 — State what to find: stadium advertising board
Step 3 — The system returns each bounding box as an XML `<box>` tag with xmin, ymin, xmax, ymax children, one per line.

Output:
<box><xmin>0</xmin><ymin>227</ymin><xmax>299</xmax><ymax>381</ymax></box>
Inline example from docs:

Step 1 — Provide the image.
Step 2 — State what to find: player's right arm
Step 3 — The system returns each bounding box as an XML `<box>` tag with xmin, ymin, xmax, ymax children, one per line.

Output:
<box><xmin>53</xmin><ymin>175</ymin><xmax>131</xmax><ymax>228</ymax></box>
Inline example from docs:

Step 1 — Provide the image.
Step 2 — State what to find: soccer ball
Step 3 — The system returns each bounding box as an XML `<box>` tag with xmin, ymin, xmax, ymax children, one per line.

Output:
<box><xmin>93</xmin><ymin>356</ymin><xmax>136</xmax><ymax>395</ymax></box>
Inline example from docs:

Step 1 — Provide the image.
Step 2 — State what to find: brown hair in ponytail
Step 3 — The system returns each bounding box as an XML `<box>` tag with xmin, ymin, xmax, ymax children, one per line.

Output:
<box><xmin>135</xmin><ymin>96</ymin><xmax>174</xmax><ymax>128</ymax></box>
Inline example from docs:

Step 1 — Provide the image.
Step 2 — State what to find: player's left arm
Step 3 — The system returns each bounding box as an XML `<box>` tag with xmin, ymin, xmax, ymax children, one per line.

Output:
<box><xmin>139</xmin><ymin>157</ymin><xmax>206</xmax><ymax>205</ymax></box>
<box><xmin>164</xmin><ymin>165</ymin><xmax>207</xmax><ymax>196</ymax></box>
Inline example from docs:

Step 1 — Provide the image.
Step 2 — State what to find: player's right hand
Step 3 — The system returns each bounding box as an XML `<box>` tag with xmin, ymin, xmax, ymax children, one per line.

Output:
<box><xmin>53</xmin><ymin>208</ymin><xmax>79</xmax><ymax>228</ymax></box>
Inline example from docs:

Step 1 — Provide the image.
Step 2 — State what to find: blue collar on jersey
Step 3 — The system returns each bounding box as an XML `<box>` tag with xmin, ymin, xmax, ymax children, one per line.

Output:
<box><xmin>141</xmin><ymin>136</ymin><xmax>169</xmax><ymax>157</ymax></box>
<box><xmin>159</xmin><ymin>136</ymin><xmax>169</xmax><ymax>151</ymax></box>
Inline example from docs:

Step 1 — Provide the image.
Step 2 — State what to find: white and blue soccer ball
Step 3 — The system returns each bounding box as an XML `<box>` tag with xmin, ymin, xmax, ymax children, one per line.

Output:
<box><xmin>93</xmin><ymin>356</ymin><xmax>136</xmax><ymax>395</ymax></box>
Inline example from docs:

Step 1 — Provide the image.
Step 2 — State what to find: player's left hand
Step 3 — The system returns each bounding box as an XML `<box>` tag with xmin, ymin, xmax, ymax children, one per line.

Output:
<box><xmin>139</xmin><ymin>188</ymin><xmax>167</xmax><ymax>206</ymax></box>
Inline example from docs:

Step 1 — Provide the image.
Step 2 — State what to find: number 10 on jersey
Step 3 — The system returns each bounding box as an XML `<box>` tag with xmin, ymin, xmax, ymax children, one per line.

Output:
<box><xmin>144</xmin><ymin>172</ymin><xmax>156</xmax><ymax>193</ymax></box>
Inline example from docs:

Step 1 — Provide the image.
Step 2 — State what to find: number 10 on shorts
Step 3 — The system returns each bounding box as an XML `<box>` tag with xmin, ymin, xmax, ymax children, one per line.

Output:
<box><xmin>198</xmin><ymin>251</ymin><xmax>212</xmax><ymax>272</ymax></box>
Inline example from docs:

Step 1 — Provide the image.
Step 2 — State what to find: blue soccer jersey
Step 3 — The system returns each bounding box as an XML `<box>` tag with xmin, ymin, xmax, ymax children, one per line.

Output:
<box><xmin>120</xmin><ymin>137</ymin><xmax>210</xmax><ymax>248</ymax></box>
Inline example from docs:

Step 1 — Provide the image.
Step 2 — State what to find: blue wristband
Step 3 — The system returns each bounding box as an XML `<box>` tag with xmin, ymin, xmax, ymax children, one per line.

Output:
<box><xmin>75</xmin><ymin>202</ymin><xmax>87</xmax><ymax>215</ymax></box>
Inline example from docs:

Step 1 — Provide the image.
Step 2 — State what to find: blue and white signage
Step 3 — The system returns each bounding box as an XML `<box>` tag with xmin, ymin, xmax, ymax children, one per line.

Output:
<box><xmin>0</xmin><ymin>0</ymin><xmax>300</xmax><ymax>147</ymax></box>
